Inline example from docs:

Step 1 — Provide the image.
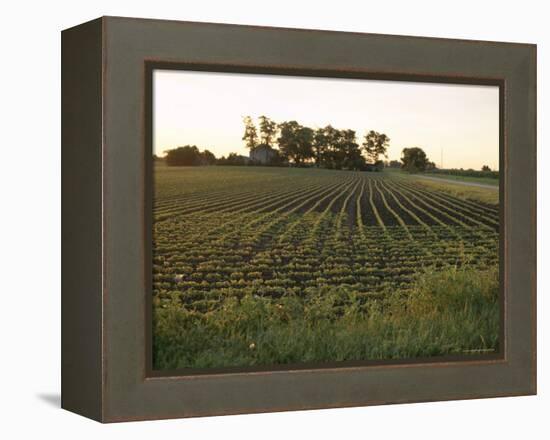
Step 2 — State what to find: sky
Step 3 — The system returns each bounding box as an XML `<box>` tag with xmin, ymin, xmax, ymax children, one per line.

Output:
<box><xmin>153</xmin><ymin>70</ymin><xmax>500</xmax><ymax>170</ymax></box>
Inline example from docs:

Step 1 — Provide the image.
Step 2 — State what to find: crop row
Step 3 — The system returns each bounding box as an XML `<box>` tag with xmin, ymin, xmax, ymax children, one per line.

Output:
<box><xmin>153</xmin><ymin>167</ymin><xmax>499</xmax><ymax>312</ymax></box>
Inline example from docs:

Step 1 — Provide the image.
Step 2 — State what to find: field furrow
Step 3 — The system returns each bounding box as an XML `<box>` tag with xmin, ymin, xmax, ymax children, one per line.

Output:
<box><xmin>152</xmin><ymin>167</ymin><xmax>499</xmax><ymax>319</ymax></box>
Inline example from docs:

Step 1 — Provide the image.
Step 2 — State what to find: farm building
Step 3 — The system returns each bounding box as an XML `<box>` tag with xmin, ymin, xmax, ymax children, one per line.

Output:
<box><xmin>250</xmin><ymin>145</ymin><xmax>277</xmax><ymax>164</ymax></box>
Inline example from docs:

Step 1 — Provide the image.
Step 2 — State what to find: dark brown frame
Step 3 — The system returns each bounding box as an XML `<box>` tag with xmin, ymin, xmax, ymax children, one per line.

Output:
<box><xmin>62</xmin><ymin>16</ymin><xmax>536</xmax><ymax>423</ymax></box>
<box><xmin>144</xmin><ymin>62</ymin><xmax>507</xmax><ymax>377</ymax></box>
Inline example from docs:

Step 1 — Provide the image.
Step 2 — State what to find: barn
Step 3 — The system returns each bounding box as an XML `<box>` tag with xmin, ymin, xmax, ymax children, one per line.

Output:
<box><xmin>250</xmin><ymin>145</ymin><xmax>277</xmax><ymax>164</ymax></box>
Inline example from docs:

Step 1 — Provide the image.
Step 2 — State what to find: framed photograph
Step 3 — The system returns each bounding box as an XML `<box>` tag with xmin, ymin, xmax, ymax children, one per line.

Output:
<box><xmin>62</xmin><ymin>16</ymin><xmax>536</xmax><ymax>422</ymax></box>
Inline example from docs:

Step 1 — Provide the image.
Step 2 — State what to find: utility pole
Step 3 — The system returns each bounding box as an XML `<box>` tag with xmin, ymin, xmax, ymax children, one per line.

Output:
<box><xmin>440</xmin><ymin>147</ymin><xmax>443</xmax><ymax>169</ymax></box>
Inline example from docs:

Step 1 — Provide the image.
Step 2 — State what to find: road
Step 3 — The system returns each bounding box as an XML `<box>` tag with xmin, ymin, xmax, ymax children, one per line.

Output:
<box><xmin>414</xmin><ymin>175</ymin><xmax>499</xmax><ymax>190</ymax></box>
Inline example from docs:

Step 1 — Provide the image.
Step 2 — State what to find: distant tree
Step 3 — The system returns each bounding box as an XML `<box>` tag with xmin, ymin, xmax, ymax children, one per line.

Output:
<box><xmin>374</xmin><ymin>160</ymin><xmax>385</xmax><ymax>172</ymax></box>
<box><xmin>319</xmin><ymin>125</ymin><xmax>340</xmax><ymax>169</ymax></box>
<box><xmin>200</xmin><ymin>149</ymin><xmax>217</xmax><ymax>165</ymax></box>
<box><xmin>164</xmin><ymin>146</ymin><xmax>217</xmax><ymax>166</ymax></box>
<box><xmin>362</xmin><ymin>131</ymin><xmax>390</xmax><ymax>164</ymax></box>
<box><xmin>319</xmin><ymin>127</ymin><xmax>364</xmax><ymax>170</ymax></box>
<box><xmin>339</xmin><ymin>129</ymin><xmax>365</xmax><ymax>170</ymax></box>
<box><xmin>482</xmin><ymin>165</ymin><xmax>491</xmax><ymax>172</ymax></box>
<box><xmin>242</xmin><ymin>116</ymin><xmax>259</xmax><ymax>150</ymax></box>
<box><xmin>218</xmin><ymin>152</ymin><xmax>248</xmax><ymax>166</ymax></box>
<box><xmin>401</xmin><ymin>147</ymin><xmax>430</xmax><ymax>173</ymax></box>
<box><xmin>258</xmin><ymin>115</ymin><xmax>278</xmax><ymax>147</ymax></box>
<box><xmin>296</xmin><ymin>126</ymin><xmax>314</xmax><ymax>165</ymax></box>
<box><xmin>268</xmin><ymin>149</ymin><xmax>286</xmax><ymax>166</ymax></box>
<box><xmin>423</xmin><ymin>167</ymin><xmax>498</xmax><ymax>179</ymax></box>
<box><xmin>277</xmin><ymin>121</ymin><xmax>314</xmax><ymax>166</ymax></box>
<box><xmin>387</xmin><ymin>159</ymin><xmax>401</xmax><ymax>168</ymax></box>
<box><xmin>313</xmin><ymin>127</ymin><xmax>329</xmax><ymax>167</ymax></box>
<box><xmin>165</xmin><ymin>145</ymin><xmax>202</xmax><ymax>166</ymax></box>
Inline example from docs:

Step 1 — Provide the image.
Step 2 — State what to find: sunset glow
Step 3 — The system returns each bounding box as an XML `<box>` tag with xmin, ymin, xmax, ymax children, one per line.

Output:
<box><xmin>153</xmin><ymin>70</ymin><xmax>499</xmax><ymax>170</ymax></box>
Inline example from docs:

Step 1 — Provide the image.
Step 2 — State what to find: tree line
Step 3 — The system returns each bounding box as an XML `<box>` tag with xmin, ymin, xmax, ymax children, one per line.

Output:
<box><xmin>163</xmin><ymin>145</ymin><xmax>217</xmax><ymax>166</ymax></box>
<box><xmin>160</xmin><ymin>115</ymin><xmax>438</xmax><ymax>172</ymax></box>
<box><xmin>425</xmin><ymin>166</ymin><xmax>498</xmax><ymax>179</ymax></box>
<box><xmin>241</xmin><ymin>115</ymin><xmax>390</xmax><ymax>170</ymax></box>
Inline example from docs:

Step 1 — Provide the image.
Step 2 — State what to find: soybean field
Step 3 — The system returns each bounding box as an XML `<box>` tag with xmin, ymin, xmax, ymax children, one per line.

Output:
<box><xmin>152</xmin><ymin>166</ymin><xmax>500</xmax><ymax>369</ymax></box>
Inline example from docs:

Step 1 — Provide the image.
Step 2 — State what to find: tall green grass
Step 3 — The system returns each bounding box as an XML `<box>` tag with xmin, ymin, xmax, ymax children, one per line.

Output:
<box><xmin>153</xmin><ymin>265</ymin><xmax>499</xmax><ymax>370</ymax></box>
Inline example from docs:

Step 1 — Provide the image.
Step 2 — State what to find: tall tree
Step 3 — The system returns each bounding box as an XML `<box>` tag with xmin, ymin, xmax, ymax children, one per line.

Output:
<box><xmin>242</xmin><ymin>116</ymin><xmax>259</xmax><ymax>150</ymax></box>
<box><xmin>339</xmin><ymin>129</ymin><xmax>364</xmax><ymax>170</ymax></box>
<box><xmin>387</xmin><ymin>159</ymin><xmax>402</xmax><ymax>168</ymax></box>
<box><xmin>164</xmin><ymin>145</ymin><xmax>201</xmax><ymax>166</ymax></box>
<box><xmin>362</xmin><ymin>131</ymin><xmax>390</xmax><ymax>164</ymax></box>
<box><xmin>277</xmin><ymin>121</ymin><xmax>314</xmax><ymax>166</ymax></box>
<box><xmin>258</xmin><ymin>115</ymin><xmax>278</xmax><ymax>147</ymax></box>
<box><xmin>218</xmin><ymin>152</ymin><xmax>247</xmax><ymax>166</ymax></box>
<box><xmin>296</xmin><ymin>126</ymin><xmax>314</xmax><ymax>165</ymax></box>
<box><xmin>318</xmin><ymin>126</ymin><xmax>362</xmax><ymax>170</ymax></box>
<box><xmin>320</xmin><ymin>125</ymin><xmax>341</xmax><ymax>169</ymax></box>
<box><xmin>401</xmin><ymin>147</ymin><xmax>430</xmax><ymax>173</ymax></box>
<box><xmin>313</xmin><ymin>127</ymin><xmax>328</xmax><ymax>167</ymax></box>
<box><xmin>200</xmin><ymin>149</ymin><xmax>217</xmax><ymax>165</ymax></box>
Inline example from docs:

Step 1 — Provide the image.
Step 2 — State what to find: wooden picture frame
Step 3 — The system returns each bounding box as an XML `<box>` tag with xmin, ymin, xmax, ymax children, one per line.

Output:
<box><xmin>62</xmin><ymin>16</ymin><xmax>536</xmax><ymax>422</ymax></box>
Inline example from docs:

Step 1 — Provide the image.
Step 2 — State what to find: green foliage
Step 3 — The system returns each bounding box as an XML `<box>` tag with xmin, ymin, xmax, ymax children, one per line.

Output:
<box><xmin>362</xmin><ymin>130</ymin><xmax>390</xmax><ymax>164</ymax></box>
<box><xmin>201</xmin><ymin>149</ymin><xmax>216</xmax><ymax>165</ymax></box>
<box><xmin>426</xmin><ymin>167</ymin><xmax>499</xmax><ymax>180</ymax></box>
<box><xmin>401</xmin><ymin>147</ymin><xmax>430</xmax><ymax>173</ymax></box>
<box><xmin>258</xmin><ymin>115</ymin><xmax>278</xmax><ymax>147</ymax></box>
<box><xmin>313</xmin><ymin>127</ymin><xmax>328</xmax><ymax>167</ymax></box>
<box><xmin>152</xmin><ymin>166</ymin><xmax>500</xmax><ymax>369</ymax></box>
<box><xmin>277</xmin><ymin>121</ymin><xmax>314</xmax><ymax>166</ymax></box>
<box><xmin>240</xmin><ymin>117</ymin><xmax>380</xmax><ymax>170</ymax></box>
<box><xmin>311</xmin><ymin>126</ymin><xmax>365</xmax><ymax>170</ymax></box>
<box><xmin>164</xmin><ymin>145</ymin><xmax>217</xmax><ymax>166</ymax></box>
<box><xmin>409</xmin><ymin>176</ymin><xmax>499</xmax><ymax>204</ymax></box>
<box><xmin>373</xmin><ymin>160</ymin><xmax>385</xmax><ymax>171</ymax></box>
<box><xmin>242</xmin><ymin>115</ymin><xmax>259</xmax><ymax>150</ymax></box>
<box><xmin>217</xmin><ymin>152</ymin><xmax>248</xmax><ymax>166</ymax></box>
<box><xmin>153</xmin><ymin>266</ymin><xmax>499</xmax><ymax>369</ymax></box>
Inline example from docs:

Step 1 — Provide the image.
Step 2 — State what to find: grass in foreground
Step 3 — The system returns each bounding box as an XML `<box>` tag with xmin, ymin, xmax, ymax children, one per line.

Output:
<box><xmin>153</xmin><ymin>265</ymin><xmax>499</xmax><ymax>370</ymax></box>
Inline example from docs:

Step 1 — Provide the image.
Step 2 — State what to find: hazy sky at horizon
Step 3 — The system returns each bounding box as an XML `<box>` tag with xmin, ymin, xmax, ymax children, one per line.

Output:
<box><xmin>153</xmin><ymin>70</ymin><xmax>500</xmax><ymax>170</ymax></box>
